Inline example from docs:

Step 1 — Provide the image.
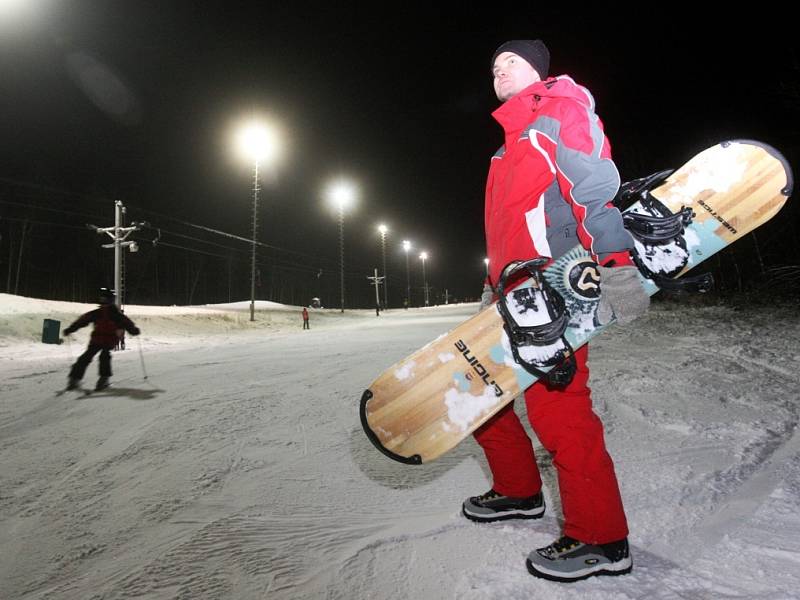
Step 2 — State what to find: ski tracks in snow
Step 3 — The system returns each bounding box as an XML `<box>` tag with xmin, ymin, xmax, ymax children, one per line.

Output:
<box><xmin>1</xmin><ymin>302</ymin><xmax>799</xmax><ymax>598</ymax></box>
<box><xmin>592</xmin><ymin>302</ymin><xmax>800</xmax><ymax>596</ymax></box>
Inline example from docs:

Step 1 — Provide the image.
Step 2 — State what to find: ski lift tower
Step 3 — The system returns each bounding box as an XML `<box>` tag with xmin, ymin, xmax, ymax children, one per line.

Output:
<box><xmin>88</xmin><ymin>200</ymin><xmax>142</xmax><ymax>306</ymax></box>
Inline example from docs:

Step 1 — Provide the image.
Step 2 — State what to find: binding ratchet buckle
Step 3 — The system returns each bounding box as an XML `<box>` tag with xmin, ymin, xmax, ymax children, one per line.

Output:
<box><xmin>616</xmin><ymin>169</ymin><xmax>714</xmax><ymax>293</ymax></box>
<box><xmin>495</xmin><ymin>258</ymin><xmax>577</xmax><ymax>387</ymax></box>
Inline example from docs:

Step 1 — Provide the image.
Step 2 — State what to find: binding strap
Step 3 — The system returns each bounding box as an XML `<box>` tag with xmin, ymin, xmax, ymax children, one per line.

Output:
<box><xmin>496</xmin><ymin>259</ymin><xmax>577</xmax><ymax>387</ymax></box>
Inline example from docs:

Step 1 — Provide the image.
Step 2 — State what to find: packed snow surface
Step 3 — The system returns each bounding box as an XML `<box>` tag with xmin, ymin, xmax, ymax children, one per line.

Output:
<box><xmin>1</xmin><ymin>293</ymin><xmax>799</xmax><ymax>599</ymax></box>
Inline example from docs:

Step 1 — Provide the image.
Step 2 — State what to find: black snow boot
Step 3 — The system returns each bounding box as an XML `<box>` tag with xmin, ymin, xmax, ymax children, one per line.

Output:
<box><xmin>526</xmin><ymin>535</ymin><xmax>632</xmax><ymax>582</ymax></box>
<box><xmin>462</xmin><ymin>489</ymin><xmax>545</xmax><ymax>523</ymax></box>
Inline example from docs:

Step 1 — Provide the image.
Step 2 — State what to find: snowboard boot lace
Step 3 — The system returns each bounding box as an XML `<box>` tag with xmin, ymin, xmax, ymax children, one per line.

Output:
<box><xmin>538</xmin><ymin>535</ymin><xmax>582</xmax><ymax>559</ymax></box>
<box><xmin>476</xmin><ymin>489</ymin><xmax>502</xmax><ymax>503</ymax></box>
<box><xmin>539</xmin><ymin>535</ymin><xmax>629</xmax><ymax>562</ymax></box>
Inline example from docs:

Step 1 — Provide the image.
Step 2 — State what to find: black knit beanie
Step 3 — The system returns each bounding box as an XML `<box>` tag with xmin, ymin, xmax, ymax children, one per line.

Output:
<box><xmin>491</xmin><ymin>39</ymin><xmax>550</xmax><ymax>79</ymax></box>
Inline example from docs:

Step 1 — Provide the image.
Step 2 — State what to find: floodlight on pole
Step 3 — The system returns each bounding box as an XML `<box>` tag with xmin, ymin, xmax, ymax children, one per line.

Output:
<box><xmin>377</xmin><ymin>224</ymin><xmax>388</xmax><ymax>309</ymax></box>
<box><xmin>484</xmin><ymin>257</ymin><xmax>490</xmax><ymax>278</ymax></box>
<box><xmin>420</xmin><ymin>251</ymin><xmax>429</xmax><ymax>306</ymax></box>
<box><xmin>0</xmin><ymin>0</ymin><xmax>33</xmax><ymax>22</ymax></box>
<box><xmin>234</xmin><ymin>118</ymin><xmax>282</xmax><ymax>322</ymax></box>
<box><xmin>0</xmin><ymin>0</ymin><xmax>44</xmax><ymax>38</ymax></box>
<box><xmin>326</xmin><ymin>180</ymin><xmax>357</xmax><ymax>312</ymax></box>
<box><xmin>402</xmin><ymin>240</ymin><xmax>411</xmax><ymax>307</ymax></box>
<box><xmin>236</xmin><ymin>121</ymin><xmax>280</xmax><ymax>165</ymax></box>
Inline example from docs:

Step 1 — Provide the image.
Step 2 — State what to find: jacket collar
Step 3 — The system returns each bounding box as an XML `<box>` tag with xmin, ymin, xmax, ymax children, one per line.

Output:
<box><xmin>491</xmin><ymin>79</ymin><xmax>550</xmax><ymax>135</ymax></box>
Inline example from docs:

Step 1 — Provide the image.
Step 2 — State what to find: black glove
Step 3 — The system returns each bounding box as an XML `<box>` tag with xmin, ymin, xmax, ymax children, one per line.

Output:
<box><xmin>130</xmin><ymin>326</ymin><xmax>141</xmax><ymax>336</ymax></box>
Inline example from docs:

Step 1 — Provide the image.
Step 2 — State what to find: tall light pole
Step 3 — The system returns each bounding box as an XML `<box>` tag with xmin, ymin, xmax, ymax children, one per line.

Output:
<box><xmin>249</xmin><ymin>160</ymin><xmax>260</xmax><ymax>321</ymax></box>
<box><xmin>235</xmin><ymin>119</ymin><xmax>281</xmax><ymax>321</ymax></box>
<box><xmin>327</xmin><ymin>180</ymin><xmax>356</xmax><ymax>312</ymax></box>
<box><xmin>378</xmin><ymin>224</ymin><xmax>388</xmax><ymax>309</ymax></box>
<box><xmin>402</xmin><ymin>240</ymin><xmax>411</xmax><ymax>308</ymax></box>
<box><xmin>420</xmin><ymin>251</ymin><xmax>429</xmax><ymax>306</ymax></box>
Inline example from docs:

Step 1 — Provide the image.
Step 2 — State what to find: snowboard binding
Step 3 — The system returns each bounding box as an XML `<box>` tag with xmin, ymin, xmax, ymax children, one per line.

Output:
<box><xmin>616</xmin><ymin>169</ymin><xmax>713</xmax><ymax>293</ymax></box>
<box><xmin>496</xmin><ymin>258</ymin><xmax>577</xmax><ymax>387</ymax></box>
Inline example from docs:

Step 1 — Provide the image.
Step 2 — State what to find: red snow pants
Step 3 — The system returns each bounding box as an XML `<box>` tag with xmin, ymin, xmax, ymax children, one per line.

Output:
<box><xmin>473</xmin><ymin>345</ymin><xmax>628</xmax><ymax>544</ymax></box>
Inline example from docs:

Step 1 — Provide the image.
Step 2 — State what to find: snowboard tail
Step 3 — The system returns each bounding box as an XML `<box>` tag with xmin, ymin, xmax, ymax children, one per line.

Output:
<box><xmin>361</xmin><ymin>140</ymin><xmax>793</xmax><ymax>464</ymax></box>
<box><xmin>360</xmin><ymin>389</ymin><xmax>423</xmax><ymax>464</ymax></box>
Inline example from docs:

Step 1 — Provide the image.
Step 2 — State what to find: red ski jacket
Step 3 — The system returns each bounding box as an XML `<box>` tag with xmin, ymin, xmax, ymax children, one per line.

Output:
<box><xmin>485</xmin><ymin>75</ymin><xmax>634</xmax><ymax>287</ymax></box>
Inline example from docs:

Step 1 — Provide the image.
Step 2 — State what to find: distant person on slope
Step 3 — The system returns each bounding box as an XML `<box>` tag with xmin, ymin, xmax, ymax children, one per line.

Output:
<box><xmin>302</xmin><ymin>306</ymin><xmax>310</xmax><ymax>330</ymax></box>
<box><xmin>63</xmin><ymin>288</ymin><xmax>140</xmax><ymax>391</ymax></box>
<box><xmin>464</xmin><ymin>39</ymin><xmax>648</xmax><ymax>583</ymax></box>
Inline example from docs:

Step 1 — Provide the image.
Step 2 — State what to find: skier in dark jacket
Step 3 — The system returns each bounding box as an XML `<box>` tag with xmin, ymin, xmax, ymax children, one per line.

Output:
<box><xmin>63</xmin><ymin>288</ymin><xmax>140</xmax><ymax>390</ymax></box>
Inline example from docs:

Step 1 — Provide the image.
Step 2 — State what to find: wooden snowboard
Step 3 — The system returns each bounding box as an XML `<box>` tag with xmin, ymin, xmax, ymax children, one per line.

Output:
<box><xmin>360</xmin><ymin>140</ymin><xmax>793</xmax><ymax>464</ymax></box>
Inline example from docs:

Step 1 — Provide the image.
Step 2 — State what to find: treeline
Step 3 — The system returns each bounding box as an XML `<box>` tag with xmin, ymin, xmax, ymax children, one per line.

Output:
<box><xmin>0</xmin><ymin>182</ymin><xmax>443</xmax><ymax>308</ymax></box>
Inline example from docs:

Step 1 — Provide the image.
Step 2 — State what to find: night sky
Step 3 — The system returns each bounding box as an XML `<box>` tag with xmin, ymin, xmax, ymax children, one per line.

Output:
<box><xmin>1</xmin><ymin>3</ymin><xmax>798</xmax><ymax>304</ymax></box>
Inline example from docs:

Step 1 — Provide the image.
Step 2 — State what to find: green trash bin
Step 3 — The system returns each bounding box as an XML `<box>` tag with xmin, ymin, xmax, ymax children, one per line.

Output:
<box><xmin>42</xmin><ymin>319</ymin><xmax>61</xmax><ymax>344</ymax></box>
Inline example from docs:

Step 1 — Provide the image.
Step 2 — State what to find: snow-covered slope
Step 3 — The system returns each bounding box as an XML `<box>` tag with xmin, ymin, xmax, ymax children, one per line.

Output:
<box><xmin>0</xmin><ymin>294</ymin><xmax>798</xmax><ymax>599</ymax></box>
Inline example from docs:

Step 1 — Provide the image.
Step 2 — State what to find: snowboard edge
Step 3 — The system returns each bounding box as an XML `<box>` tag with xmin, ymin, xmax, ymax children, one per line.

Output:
<box><xmin>727</xmin><ymin>139</ymin><xmax>794</xmax><ymax>196</ymax></box>
<box><xmin>360</xmin><ymin>389</ymin><xmax>423</xmax><ymax>465</ymax></box>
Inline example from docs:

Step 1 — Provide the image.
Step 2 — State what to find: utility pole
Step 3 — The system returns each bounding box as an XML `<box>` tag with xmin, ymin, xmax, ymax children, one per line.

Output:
<box><xmin>367</xmin><ymin>268</ymin><xmax>384</xmax><ymax>316</ymax></box>
<box><xmin>89</xmin><ymin>201</ymin><xmax>142</xmax><ymax>306</ymax></box>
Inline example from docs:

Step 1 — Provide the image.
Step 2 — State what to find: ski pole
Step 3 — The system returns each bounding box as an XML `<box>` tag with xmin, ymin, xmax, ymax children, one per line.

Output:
<box><xmin>64</xmin><ymin>334</ymin><xmax>75</xmax><ymax>362</ymax></box>
<box><xmin>137</xmin><ymin>337</ymin><xmax>148</xmax><ymax>380</ymax></box>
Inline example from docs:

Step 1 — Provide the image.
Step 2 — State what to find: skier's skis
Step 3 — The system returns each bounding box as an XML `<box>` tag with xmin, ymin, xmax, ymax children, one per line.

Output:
<box><xmin>55</xmin><ymin>385</ymin><xmax>93</xmax><ymax>397</ymax></box>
